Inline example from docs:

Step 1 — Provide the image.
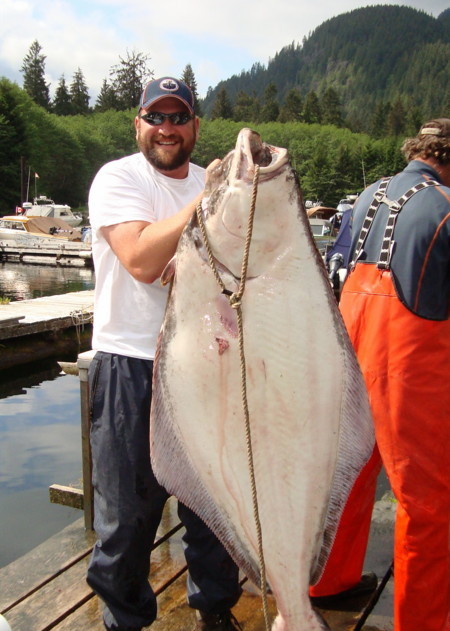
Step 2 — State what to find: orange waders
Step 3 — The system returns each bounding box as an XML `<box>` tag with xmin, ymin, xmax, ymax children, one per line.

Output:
<box><xmin>309</xmin><ymin>445</ymin><xmax>381</xmax><ymax>597</ymax></box>
<box><xmin>339</xmin><ymin>263</ymin><xmax>450</xmax><ymax>631</ymax></box>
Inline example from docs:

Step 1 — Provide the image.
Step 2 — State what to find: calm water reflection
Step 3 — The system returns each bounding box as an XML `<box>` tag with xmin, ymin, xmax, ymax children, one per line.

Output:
<box><xmin>0</xmin><ymin>263</ymin><xmax>95</xmax><ymax>567</ymax></box>
<box><xmin>0</xmin><ymin>365</ymin><xmax>84</xmax><ymax>567</ymax></box>
<box><xmin>0</xmin><ymin>261</ymin><xmax>94</xmax><ymax>302</ymax></box>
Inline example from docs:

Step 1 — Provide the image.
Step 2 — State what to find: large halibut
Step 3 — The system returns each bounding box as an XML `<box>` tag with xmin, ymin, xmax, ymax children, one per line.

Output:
<box><xmin>150</xmin><ymin>128</ymin><xmax>375</xmax><ymax>630</ymax></box>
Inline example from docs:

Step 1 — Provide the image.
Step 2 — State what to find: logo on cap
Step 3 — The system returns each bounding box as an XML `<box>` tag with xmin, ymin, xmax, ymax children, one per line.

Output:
<box><xmin>160</xmin><ymin>78</ymin><xmax>179</xmax><ymax>93</ymax></box>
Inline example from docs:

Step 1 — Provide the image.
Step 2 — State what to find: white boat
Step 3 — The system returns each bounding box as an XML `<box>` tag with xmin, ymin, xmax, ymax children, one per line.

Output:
<box><xmin>0</xmin><ymin>215</ymin><xmax>83</xmax><ymax>244</ymax></box>
<box><xmin>307</xmin><ymin>206</ymin><xmax>338</xmax><ymax>256</ymax></box>
<box><xmin>20</xmin><ymin>196</ymin><xmax>83</xmax><ymax>227</ymax></box>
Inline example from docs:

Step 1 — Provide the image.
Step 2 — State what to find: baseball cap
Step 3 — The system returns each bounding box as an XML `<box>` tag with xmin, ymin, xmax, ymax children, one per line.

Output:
<box><xmin>419</xmin><ymin>118</ymin><xmax>450</xmax><ymax>138</ymax></box>
<box><xmin>139</xmin><ymin>77</ymin><xmax>194</xmax><ymax>113</ymax></box>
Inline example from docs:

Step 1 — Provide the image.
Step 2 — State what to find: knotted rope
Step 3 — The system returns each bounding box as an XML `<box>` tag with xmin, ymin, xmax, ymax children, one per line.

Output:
<box><xmin>196</xmin><ymin>164</ymin><xmax>271</xmax><ymax>631</ymax></box>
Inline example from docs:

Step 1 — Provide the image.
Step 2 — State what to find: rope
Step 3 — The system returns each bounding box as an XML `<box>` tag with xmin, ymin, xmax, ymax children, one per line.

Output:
<box><xmin>70</xmin><ymin>305</ymin><xmax>93</xmax><ymax>344</ymax></box>
<box><xmin>196</xmin><ymin>165</ymin><xmax>271</xmax><ymax>631</ymax></box>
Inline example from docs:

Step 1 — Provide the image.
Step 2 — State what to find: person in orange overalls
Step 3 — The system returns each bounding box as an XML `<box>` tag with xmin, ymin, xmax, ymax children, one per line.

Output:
<box><xmin>331</xmin><ymin>119</ymin><xmax>450</xmax><ymax>631</ymax></box>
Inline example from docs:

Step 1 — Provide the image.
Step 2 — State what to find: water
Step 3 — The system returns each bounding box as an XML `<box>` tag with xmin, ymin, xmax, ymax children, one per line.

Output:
<box><xmin>0</xmin><ymin>262</ymin><xmax>95</xmax><ymax>568</ymax></box>
<box><xmin>0</xmin><ymin>261</ymin><xmax>94</xmax><ymax>302</ymax></box>
<box><xmin>0</xmin><ymin>368</ymin><xmax>84</xmax><ymax>567</ymax></box>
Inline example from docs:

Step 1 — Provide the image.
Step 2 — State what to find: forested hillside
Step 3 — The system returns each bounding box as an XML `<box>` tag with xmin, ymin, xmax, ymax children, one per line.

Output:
<box><xmin>1</xmin><ymin>4</ymin><xmax>449</xmax><ymax>212</ymax></box>
<box><xmin>202</xmin><ymin>5</ymin><xmax>450</xmax><ymax>132</ymax></box>
<box><xmin>0</xmin><ymin>78</ymin><xmax>407</xmax><ymax>212</ymax></box>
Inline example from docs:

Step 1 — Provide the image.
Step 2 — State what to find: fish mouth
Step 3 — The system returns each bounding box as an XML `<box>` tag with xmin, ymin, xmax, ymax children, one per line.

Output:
<box><xmin>230</xmin><ymin>127</ymin><xmax>289</xmax><ymax>182</ymax></box>
<box><xmin>196</xmin><ymin>128</ymin><xmax>291</xmax><ymax>279</ymax></box>
<box><xmin>204</xmin><ymin>128</ymin><xmax>288</xmax><ymax>196</ymax></box>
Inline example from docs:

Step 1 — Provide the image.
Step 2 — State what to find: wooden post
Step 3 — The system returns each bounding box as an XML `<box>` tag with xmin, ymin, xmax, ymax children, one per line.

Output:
<box><xmin>77</xmin><ymin>349</ymin><xmax>96</xmax><ymax>531</ymax></box>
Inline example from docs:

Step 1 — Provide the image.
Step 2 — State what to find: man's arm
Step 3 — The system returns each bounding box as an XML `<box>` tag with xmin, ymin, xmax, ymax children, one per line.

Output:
<box><xmin>101</xmin><ymin>191</ymin><xmax>203</xmax><ymax>284</ymax></box>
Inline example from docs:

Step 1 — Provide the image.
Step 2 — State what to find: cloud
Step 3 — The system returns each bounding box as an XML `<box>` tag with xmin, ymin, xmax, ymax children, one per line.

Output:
<box><xmin>1</xmin><ymin>0</ymin><xmax>447</xmax><ymax>101</ymax></box>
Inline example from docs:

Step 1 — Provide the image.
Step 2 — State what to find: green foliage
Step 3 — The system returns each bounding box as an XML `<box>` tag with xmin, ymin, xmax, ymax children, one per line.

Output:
<box><xmin>95</xmin><ymin>80</ymin><xmax>120</xmax><ymax>112</ymax></box>
<box><xmin>233</xmin><ymin>91</ymin><xmax>260</xmax><ymax>123</ymax></box>
<box><xmin>201</xmin><ymin>6</ymin><xmax>450</xmax><ymax>133</ymax></box>
<box><xmin>69</xmin><ymin>68</ymin><xmax>90</xmax><ymax>115</ymax></box>
<box><xmin>0</xmin><ymin>79</ymin><xmax>137</xmax><ymax>211</ymax></box>
<box><xmin>110</xmin><ymin>50</ymin><xmax>153</xmax><ymax>110</ymax></box>
<box><xmin>321</xmin><ymin>87</ymin><xmax>344</xmax><ymax>127</ymax></box>
<box><xmin>210</xmin><ymin>87</ymin><xmax>234</xmax><ymax>120</ymax></box>
<box><xmin>260</xmin><ymin>83</ymin><xmax>279</xmax><ymax>123</ymax></box>
<box><xmin>0</xmin><ymin>80</ymin><xmax>29</xmax><ymax>210</ymax></box>
<box><xmin>193</xmin><ymin>119</ymin><xmax>405</xmax><ymax>206</ymax></box>
<box><xmin>278</xmin><ymin>89</ymin><xmax>303</xmax><ymax>123</ymax></box>
<box><xmin>181</xmin><ymin>65</ymin><xmax>202</xmax><ymax>117</ymax></box>
<box><xmin>0</xmin><ymin>77</ymin><xmax>411</xmax><ymax>215</ymax></box>
<box><xmin>20</xmin><ymin>40</ymin><xmax>51</xmax><ymax>111</ymax></box>
<box><xmin>303</xmin><ymin>91</ymin><xmax>321</xmax><ymax>125</ymax></box>
<box><xmin>53</xmin><ymin>75</ymin><xmax>73</xmax><ymax>116</ymax></box>
<box><xmin>191</xmin><ymin>119</ymin><xmax>245</xmax><ymax>166</ymax></box>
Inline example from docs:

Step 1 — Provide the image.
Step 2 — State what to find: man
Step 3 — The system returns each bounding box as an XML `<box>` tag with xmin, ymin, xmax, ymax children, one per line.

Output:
<box><xmin>338</xmin><ymin>119</ymin><xmax>450</xmax><ymax>631</ymax></box>
<box><xmin>87</xmin><ymin>77</ymin><xmax>242</xmax><ymax>631</ymax></box>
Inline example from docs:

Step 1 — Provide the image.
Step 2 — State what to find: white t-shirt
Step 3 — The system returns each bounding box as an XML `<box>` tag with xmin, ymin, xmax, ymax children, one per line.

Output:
<box><xmin>89</xmin><ymin>152</ymin><xmax>205</xmax><ymax>360</ymax></box>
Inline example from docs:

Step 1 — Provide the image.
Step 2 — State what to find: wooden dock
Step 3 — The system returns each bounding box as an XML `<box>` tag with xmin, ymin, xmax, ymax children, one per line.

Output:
<box><xmin>0</xmin><ymin>324</ymin><xmax>395</xmax><ymax>631</ymax></box>
<box><xmin>0</xmin><ymin>241</ymin><xmax>92</xmax><ymax>267</ymax></box>
<box><xmin>0</xmin><ymin>291</ymin><xmax>94</xmax><ymax>371</ymax></box>
<box><xmin>0</xmin><ymin>495</ymin><xmax>394</xmax><ymax>631</ymax></box>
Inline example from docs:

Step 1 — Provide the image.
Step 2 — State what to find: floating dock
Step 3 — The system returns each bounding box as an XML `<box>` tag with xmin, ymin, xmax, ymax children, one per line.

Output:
<box><xmin>0</xmin><ymin>291</ymin><xmax>94</xmax><ymax>371</ymax></box>
<box><xmin>0</xmin><ymin>296</ymin><xmax>395</xmax><ymax>630</ymax></box>
<box><xmin>0</xmin><ymin>495</ymin><xmax>395</xmax><ymax>631</ymax></box>
<box><xmin>0</xmin><ymin>240</ymin><xmax>92</xmax><ymax>267</ymax></box>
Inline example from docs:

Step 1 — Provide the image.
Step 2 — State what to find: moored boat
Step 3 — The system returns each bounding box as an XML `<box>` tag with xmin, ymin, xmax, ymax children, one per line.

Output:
<box><xmin>19</xmin><ymin>196</ymin><xmax>83</xmax><ymax>227</ymax></box>
<box><xmin>0</xmin><ymin>215</ymin><xmax>83</xmax><ymax>244</ymax></box>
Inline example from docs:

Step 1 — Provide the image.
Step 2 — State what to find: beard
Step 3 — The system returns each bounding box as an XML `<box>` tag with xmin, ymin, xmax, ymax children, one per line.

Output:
<box><xmin>137</xmin><ymin>126</ymin><xmax>196</xmax><ymax>173</ymax></box>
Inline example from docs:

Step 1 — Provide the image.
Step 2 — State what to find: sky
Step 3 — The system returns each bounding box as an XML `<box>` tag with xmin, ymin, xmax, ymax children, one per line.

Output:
<box><xmin>1</xmin><ymin>0</ymin><xmax>448</xmax><ymax>103</ymax></box>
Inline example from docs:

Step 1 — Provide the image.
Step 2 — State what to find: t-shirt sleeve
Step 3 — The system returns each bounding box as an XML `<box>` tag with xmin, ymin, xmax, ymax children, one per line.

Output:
<box><xmin>89</xmin><ymin>158</ymin><xmax>156</xmax><ymax>230</ymax></box>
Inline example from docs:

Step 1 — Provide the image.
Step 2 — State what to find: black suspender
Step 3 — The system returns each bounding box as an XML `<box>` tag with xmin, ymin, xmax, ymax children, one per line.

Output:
<box><xmin>350</xmin><ymin>178</ymin><xmax>440</xmax><ymax>270</ymax></box>
<box><xmin>350</xmin><ymin>177</ymin><xmax>391</xmax><ymax>268</ymax></box>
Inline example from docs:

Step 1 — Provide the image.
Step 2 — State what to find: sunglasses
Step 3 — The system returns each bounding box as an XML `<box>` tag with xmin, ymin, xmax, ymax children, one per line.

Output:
<box><xmin>139</xmin><ymin>111</ymin><xmax>193</xmax><ymax>126</ymax></box>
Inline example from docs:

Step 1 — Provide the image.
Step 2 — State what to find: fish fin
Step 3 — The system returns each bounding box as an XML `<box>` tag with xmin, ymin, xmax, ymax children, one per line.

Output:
<box><xmin>160</xmin><ymin>255</ymin><xmax>176</xmax><ymax>286</ymax></box>
<box><xmin>150</xmin><ymin>371</ymin><xmax>260</xmax><ymax>586</ymax></box>
<box><xmin>310</xmin><ymin>336</ymin><xmax>376</xmax><ymax>583</ymax></box>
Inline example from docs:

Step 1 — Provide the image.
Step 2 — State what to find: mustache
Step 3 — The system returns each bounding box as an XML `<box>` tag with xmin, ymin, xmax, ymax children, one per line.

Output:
<box><xmin>152</xmin><ymin>134</ymin><xmax>183</xmax><ymax>143</ymax></box>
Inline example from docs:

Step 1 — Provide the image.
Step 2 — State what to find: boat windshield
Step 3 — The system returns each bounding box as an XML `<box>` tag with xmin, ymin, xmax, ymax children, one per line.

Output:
<box><xmin>0</xmin><ymin>220</ymin><xmax>26</xmax><ymax>231</ymax></box>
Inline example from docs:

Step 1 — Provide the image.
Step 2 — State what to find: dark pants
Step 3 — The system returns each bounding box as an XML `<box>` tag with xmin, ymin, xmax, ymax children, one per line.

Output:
<box><xmin>87</xmin><ymin>352</ymin><xmax>241</xmax><ymax>631</ymax></box>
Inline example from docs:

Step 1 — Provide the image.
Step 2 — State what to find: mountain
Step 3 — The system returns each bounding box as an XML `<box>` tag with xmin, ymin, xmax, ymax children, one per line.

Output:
<box><xmin>201</xmin><ymin>5</ymin><xmax>450</xmax><ymax>131</ymax></box>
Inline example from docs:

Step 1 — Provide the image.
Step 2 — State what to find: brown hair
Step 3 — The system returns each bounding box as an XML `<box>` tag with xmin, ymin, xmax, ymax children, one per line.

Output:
<box><xmin>401</xmin><ymin>118</ymin><xmax>450</xmax><ymax>165</ymax></box>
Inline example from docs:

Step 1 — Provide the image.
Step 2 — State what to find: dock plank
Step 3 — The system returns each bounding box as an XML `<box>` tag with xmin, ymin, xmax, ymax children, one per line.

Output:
<box><xmin>0</xmin><ymin>485</ymin><xmax>394</xmax><ymax>631</ymax></box>
<box><xmin>0</xmin><ymin>519</ymin><xmax>95</xmax><ymax>612</ymax></box>
<box><xmin>0</xmin><ymin>291</ymin><xmax>94</xmax><ymax>341</ymax></box>
<box><xmin>0</xmin><ymin>498</ymin><xmax>180</xmax><ymax>610</ymax></box>
<box><xmin>4</xmin><ymin>528</ymin><xmax>187</xmax><ymax>631</ymax></box>
<box><xmin>51</xmin><ymin>575</ymin><xmax>279</xmax><ymax>631</ymax></box>
<box><xmin>4</xmin><ymin>558</ymin><xmax>92</xmax><ymax>631</ymax></box>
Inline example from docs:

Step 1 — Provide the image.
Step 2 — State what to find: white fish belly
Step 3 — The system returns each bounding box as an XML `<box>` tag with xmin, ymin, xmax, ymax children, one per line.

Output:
<box><xmin>151</xmin><ymin>155</ymin><xmax>374</xmax><ymax>631</ymax></box>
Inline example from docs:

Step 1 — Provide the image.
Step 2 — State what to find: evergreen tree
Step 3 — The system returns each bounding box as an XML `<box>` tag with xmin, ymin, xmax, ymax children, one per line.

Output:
<box><xmin>405</xmin><ymin>105</ymin><xmax>423</xmax><ymax>136</ymax></box>
<box><xmin>70</xmin><ymin>68</ymin><xmax>90</xmax><ymax>115</ymax></box>
<box><xmin>370</xmin><ymin>102</ymin><xmax>391</xmax><ymax>138</ymax></box>
<box><xmin>52</xmin><ymin>75</ymin><xmax>72</xmax><ymax>116</ymax></box>
<box><xmin>0</xmin><ymin>79</ymin><xmax>29</xmax><ymax>209</ymax></box>
<box><xmin>278</xmin><ymin>88</ymin><xmax>303</xmax><ymax>122</ymax></box>
<box><xmin>110</xmin><ymin>50</ymin><xmax>153</xmax><ymax>110</ymax></box>
<box><xmin>260</xmin><ymin>83</ymin><xmax>279</xmax><ymax>123</ymax></box>
<box><xmin>303</xmin><ymin>91</ymin><xmax>322</xmax><ymax>124</ymax></box>
<box><xmin>180</xmin><ymin>64</ymin><xmax>202</xmax><ymax>116</ymax></box>
<box><xmin>233</xmin><ymin>91</ymin><xmax>259</xmax><ymax>122</ymax></box>
<box><xmin>210</xmin><ymin>87</ymin><xmax>233</xmax><ymax>120</ymax></box>
<box><xmin>321</xmin><ymin>87</ymin><xmax>344</xmax><ymax>127</ymax></box>
<box><xmin>20</xmin><ymin>40</ymin><xmax>51</xmax><ymax>110</ymax></box>
<box><xmin>95</xmin><ymin>79</ymin><xmax>119</xmax><ymax>112</ymax></box>
<box><xmin>387</xmin><ymin>97</ymin><xmax>407</xmax><ymax>137</ymax></box>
